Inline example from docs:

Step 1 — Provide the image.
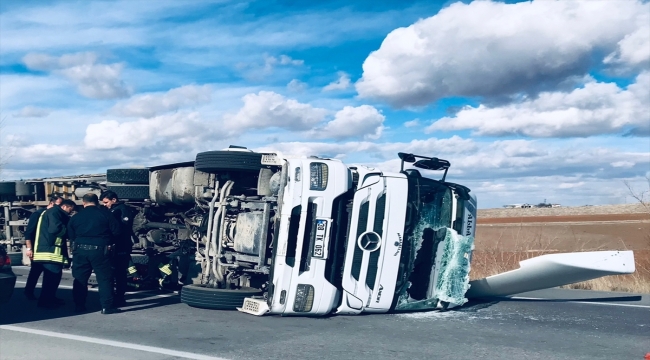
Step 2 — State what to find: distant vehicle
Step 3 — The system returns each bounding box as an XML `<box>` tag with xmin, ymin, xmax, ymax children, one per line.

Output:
<box><xmin>535</xmin><ymin>203</ymin><xmax>553</xmax><ymax>208</ymax></box>
<box><xmin>521</xmin><ymin>204</ymin><xmax>532</xmax><ymax>208</ymax></box>
<box><xmin>504</xmin><ymin>204</ymin><xmax>533</xmax><ymax>208</ymax></box>
<box><xmin>0</xmin><ymin>246</ymin><xmax>16</xmax><ymax>303</ymax></box>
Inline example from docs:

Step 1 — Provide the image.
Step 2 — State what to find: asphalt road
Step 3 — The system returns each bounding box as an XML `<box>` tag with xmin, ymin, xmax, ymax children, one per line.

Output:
<box><xmin>1</xmin><ymin>270</ymin><xmax>649</xmax><ymax>360</ymax></box>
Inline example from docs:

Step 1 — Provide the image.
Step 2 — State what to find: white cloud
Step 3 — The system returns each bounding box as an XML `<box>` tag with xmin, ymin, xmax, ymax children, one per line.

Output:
<box><xmin>223</xmin><ymin>91</ymin><xmax>328</xmax><ymax>132</ymax></box>
<box><xmin>605</xmin><ymin>25</ymin><xmax>650</xmax><ymax>67</ymax></box>
<box><xmin>13</xmin><ymin>106</ymin><xmax>51</xmax><ymax>118</ymax></box>
<box><xmin>279</xmin><ymin>55</ymin><xmax>303</xmax><ymax>66</ymax></box>
<box><xmin>558</xmin><ymin>182</ymin><xmax>585</xmax><ymax>189</ymax></box>
<box><xmin>323</xmin><ymin>71</ymin><xmax>351</xmax><ymax>91</ymax></box>
<box><xmin>287</xmin><ymin>79</ymin><xmax>307</xmax><ymax>92</ymax></box>
<box><xmin>22</xmin><ymin>52</ymin><xmax>130</xmax><ymax>99</ymax></box>
<box><xmin>491</xmin><ymin>140</ymin><xmax>547</xmax><ymax>158</ymax></box>
<box><xmin>356</xmin><ymin>0</ymin><xmax>649</xmax><ymax>107</ymax></box>
<box><xmin>427</xmin><ymin>72</ymin><xmax>650</xmax><ymax>137</ymax></box>
<box><xmin>84</xmin><ymin>112</ymin><xmax>214</xmax><ymax>150</ymax></box>
<box><xmin>611</xmin><ymin>161</ymin><xmax>635</xmax><ymax>168</ymax></box>
<box><xmin>23</xmin><ymin>52</ymin><xmax>98</xmax><ymax>70</ymax></box>
<box><xmin>60</xmin><ymin>63</ymin><xmax>129</xmax><ymax>99</ymax></box>
<box><xmin>404</xmin><ymin>119</ymin><xmax>420</xmax><ymax>128</ymax></box>
<box><xmin>264</xmin><ymin>54</ymin><xmax>304</xmax><ymax>71</ymax></box>
<box><xmin>311</xmin><ymin>105</ymin><xmax>385</xmax><ymax>140</ymax></box>
<box><xmin>111</xmin><ymin>85</ymin><xmax>212</xmax><ymax>118</ymax></box>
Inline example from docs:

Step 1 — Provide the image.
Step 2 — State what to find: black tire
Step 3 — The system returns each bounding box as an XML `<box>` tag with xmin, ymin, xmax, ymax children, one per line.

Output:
<box><xmin>181</xmin><ymin>285</ymin><xmax>262</xmax><ymax>310</ymax></box>
<box><xmin>0</xmin><ymin>182</ymin><xmax>15</xmax><ymax>195</ymax></box>
<box><xmin>107</xmin><ymin>169</ymin><xmax>149</xmax><ymax>184</ymax></box>
<box><xmin>195</xmin><ymin>151</ymin><xmax>263</xmax><ymax>173</ymax></box>
<box><xmin>106</xmin><ymin>184</ymin><xmax>150</xmax><ymax>200</ymax></box>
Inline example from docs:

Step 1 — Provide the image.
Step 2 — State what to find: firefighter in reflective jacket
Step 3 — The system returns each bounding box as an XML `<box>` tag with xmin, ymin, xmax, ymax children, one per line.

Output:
<box><xmin>32</xmin><ymin>199</ymin><xmax>76</xmax><ymax>309</ymax></box>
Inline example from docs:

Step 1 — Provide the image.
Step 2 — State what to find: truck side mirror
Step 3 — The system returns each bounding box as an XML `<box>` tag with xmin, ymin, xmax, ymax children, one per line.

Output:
<box><xmin>398</xmin><ymin>152</ymin><xmax>416</xmax><ymax>163</ymax></box>
<box><xmin>413</xmin><ymin>159</ymin><xmax>450</xmax><ymax>171</ymax></box>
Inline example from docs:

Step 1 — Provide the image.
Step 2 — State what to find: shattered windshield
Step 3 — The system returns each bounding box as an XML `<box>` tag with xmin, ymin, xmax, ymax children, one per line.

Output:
<box><xmin>393</xmin><ymin>173</ymin><xmax>472</xmax><ymax>311</ymax></box>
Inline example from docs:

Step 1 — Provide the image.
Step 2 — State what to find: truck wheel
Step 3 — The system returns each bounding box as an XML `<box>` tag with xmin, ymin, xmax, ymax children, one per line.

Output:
<box><xmin>180</xmin><ymin>285</ymin><xmax>262</xmax><ymax>310</ymax></box>
<box><xmin>195</xmin><ymin>151</ymin><xmax>263</xmax><ymax>173</ymax></box>
<box><xmin>106</xmin><ymin>184</ymin><xmax>150</xmax><ymax>200</ymax></box>
<box><xmin>0</xmin><ymin>182</ymin><xmax>15</xmax><ymax>195</ymax></box>
<box><xmin>107</xmin><ymin>169</ymin><xmax>150</xmax><ymax>184</ymax></box>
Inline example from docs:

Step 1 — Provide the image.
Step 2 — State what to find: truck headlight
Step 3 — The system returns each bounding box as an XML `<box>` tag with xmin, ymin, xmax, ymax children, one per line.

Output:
<box><xmin>293</xmin><ymin>284</ymin><xmax>315</xmax><ymax>312</ymax></box>
<box><xmin>309</xmin><ymin>163</ymin><xmax>328</xmax><ymax>190</ymax></box>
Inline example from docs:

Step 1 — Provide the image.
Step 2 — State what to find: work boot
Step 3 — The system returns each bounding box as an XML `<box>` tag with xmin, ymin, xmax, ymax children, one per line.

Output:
<box><xmin>74</xmin><ymin>304</ymin><xmax>87</xmax><ymax>313</ymax></box>
<box><xmin>113</xmin><ymin>298</ymin><xmax>127</xmax><ymax>307</ymax></box>
<box><xmin>101</xmin><ymin>308</ymin><xmax>122</xmax><ymax>315</ymax></box>
<box><xmin>24</xmin><ymin>292</ymin><xmax>37</xmax><ymax>301</ymax></box>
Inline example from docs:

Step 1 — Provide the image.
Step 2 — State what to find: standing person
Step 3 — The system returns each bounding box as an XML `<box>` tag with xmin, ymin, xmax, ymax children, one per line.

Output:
<box><xmin>23</xmin><ymin>195</ymin><xmax>63</xmax><ymax>301</ymax></box>
<box><xmin>100</xmin><ymin>190</ymin><xmax>135</xmax><ymax>307</ymax></box>
<box><xmin>32</xmin><ymin>199</ymin><xmax>76</xmax><ymax>309</ymax></box>
<box><xmin>68</xmin><ymin>193</ymin><xmax>121</xmax><ymax>314</ymax></box>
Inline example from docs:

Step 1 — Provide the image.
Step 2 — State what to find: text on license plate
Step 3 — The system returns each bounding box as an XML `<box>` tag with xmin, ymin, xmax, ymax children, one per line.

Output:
<box><xmin>313</xmin><ymin>219</ymin><xmax>328</xmax><ymax>259</ymax></box>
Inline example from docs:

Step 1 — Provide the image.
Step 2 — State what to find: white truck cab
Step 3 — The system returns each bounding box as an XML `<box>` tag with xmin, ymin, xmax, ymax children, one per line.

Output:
<box><xmin>337</xmin><ymin>154</ymin><xmax>477</xmax><ymax>314</ymax></box>
<box><xmin>241</xmin><ymin>152</ymin><xmax>476</xmax><ymax>316</ymax></box>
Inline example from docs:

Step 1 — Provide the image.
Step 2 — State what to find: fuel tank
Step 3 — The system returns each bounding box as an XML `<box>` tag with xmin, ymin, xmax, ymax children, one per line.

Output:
<box><xmin>149</xmin><ymin>167</ymin><xmax>195</xmax><ymax>205</ymax></box>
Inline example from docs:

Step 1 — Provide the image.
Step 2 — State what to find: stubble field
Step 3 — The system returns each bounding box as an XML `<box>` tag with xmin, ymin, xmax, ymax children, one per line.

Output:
<box><xmin>471</xmin><ymin>203</ymin><xmax>650</xmax><ymax>293</ymax></box>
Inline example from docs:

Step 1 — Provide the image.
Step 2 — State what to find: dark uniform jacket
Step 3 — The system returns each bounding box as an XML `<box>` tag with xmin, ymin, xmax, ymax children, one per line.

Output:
<box><xmin>109</xmin><ymin>202</ymin><xmax>135</xmax><ymax>253</ymax></box>
<box><xmin>25</xmin><ymin>208</ymin><xmax>46</xmax><ymax>241</ymax></box>
<box><xmin>33</xmin><ymin>206</ymin><xmax>70</xmax><ymax>264</ymax></box>
<box><xmin>67</xmin><ymin>206</ymin><xmax>121</xmax><ymax>247</ymax></box>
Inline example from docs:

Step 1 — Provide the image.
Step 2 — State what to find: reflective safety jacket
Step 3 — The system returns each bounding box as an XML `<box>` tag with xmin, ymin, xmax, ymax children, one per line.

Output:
<box><xmin>33</xmin><ymin>206</ymin><xmax>70</xmax><ymax>264</ymax></box>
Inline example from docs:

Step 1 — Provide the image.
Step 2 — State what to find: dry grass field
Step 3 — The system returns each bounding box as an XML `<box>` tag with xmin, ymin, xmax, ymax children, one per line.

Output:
<box><xmin>471</xmin><ymin>204</ymin><xmax>650</xmax><ymax>293</ymax></box>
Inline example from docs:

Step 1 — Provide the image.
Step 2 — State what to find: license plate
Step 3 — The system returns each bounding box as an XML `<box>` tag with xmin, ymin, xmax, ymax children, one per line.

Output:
<box><xmin>313</xmin><ymin>219</ymin><xmax>328</xmax><ymax>259</ymax></box>
<box><xmin>261</xmin><ymin>153</ymin><xmax>282</xmax><ymax>165</ymax></box>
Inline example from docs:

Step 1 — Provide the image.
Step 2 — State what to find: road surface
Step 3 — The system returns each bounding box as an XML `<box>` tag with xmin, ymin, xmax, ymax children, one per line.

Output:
<box><xmin>1</xmin><ymin>270</ymin><xmax>648</xmax><ymax>360</ymax></box>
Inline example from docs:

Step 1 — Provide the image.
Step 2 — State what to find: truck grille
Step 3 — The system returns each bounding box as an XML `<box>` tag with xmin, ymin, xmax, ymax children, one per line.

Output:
<box><xmin>351</xmin><ymin>201</ymin><xmax>369</xmax><ymax>281</ymax></box>
<box><xmin>365</xmin><ymin>250</ymin><xmax>380</xmax><ymax>290</ymax></box>
<box><xmin>373</xmin><ymin>194</ymin><xmax>386</xmax><ymax>236</ymax></box>
<box><xmin>366</xmin><ymin>194</ymin><xmax>385</xmax><ymax>290</ymax></box>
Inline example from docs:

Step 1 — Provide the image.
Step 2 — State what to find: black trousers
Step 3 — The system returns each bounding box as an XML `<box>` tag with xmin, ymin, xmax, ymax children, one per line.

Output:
<box><xmin>113</xmin><ymin>253</ymin><xmax>130</xmax><ymax>301</ymax></box>
<box><xmin>24</xmin><ymin>262</ymin><xmax>45</xmax><ymax>296</ymax></box>
<box><xmin>71</xmin><ymin>248</ymin><xmax>114</xmax><ymax>309</ymax></box>
<box><xmin>38</xmin><ymin>263</ymin><xmax>62</xmax><ymax>305</ymax></box>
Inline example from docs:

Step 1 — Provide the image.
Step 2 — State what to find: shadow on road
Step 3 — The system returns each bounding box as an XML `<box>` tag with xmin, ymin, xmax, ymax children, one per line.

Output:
<box><xmin>1</xmin><ymin>279</ymin><xmax>180</xmax><ymax>325</ymax></box>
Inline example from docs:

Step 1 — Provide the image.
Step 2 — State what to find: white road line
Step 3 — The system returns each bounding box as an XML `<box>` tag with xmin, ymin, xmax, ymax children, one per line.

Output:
<box><xmin>0</xmin><ymin>325</ymin><xmax>228</xmax><ymax>360</ymax></box>
<box><xmin>15</xmin><ymin>281</ymin><xmax>178</xmax><ymax>299</ymax></box>
<box><xmin>510</xmin><ymin>296</ymin><xmax>650</xmax><ymax>309</ymax></box>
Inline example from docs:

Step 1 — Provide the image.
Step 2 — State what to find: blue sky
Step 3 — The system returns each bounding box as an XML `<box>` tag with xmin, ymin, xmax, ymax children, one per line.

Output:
<box><xmin>0</xmin><ymin>0</ymin><xmax>648</xmax><ymax>208</ymax></box>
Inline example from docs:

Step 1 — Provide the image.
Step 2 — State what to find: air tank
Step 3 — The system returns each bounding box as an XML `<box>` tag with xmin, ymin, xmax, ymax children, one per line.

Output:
<box><xmin>149</xmin><ymin>167</ymin><xmax>195</xmax><ymax>205</ymax></box>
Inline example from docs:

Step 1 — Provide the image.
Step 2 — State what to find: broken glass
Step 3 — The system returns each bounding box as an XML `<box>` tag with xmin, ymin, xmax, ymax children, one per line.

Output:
<box><xmin>393</xmin><ymin>175</ymin><xmax>474</xmax><ymax>311</ymax></box>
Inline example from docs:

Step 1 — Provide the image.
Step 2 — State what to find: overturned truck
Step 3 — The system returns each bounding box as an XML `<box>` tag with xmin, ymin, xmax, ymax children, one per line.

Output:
<box><xmin>0</xmin><ymin>147</ymin><xmax>635</xmax><ymax>316</ymax></box>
